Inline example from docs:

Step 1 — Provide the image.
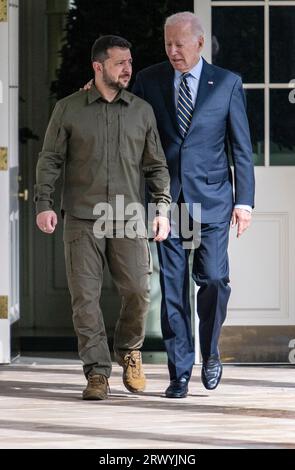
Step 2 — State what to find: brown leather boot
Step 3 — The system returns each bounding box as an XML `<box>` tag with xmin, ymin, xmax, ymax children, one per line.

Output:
<box><xmin>82</xmin><ymin>373</ymin><xmax>108</xmax><ymax>400</ymax></box>
<box><xmin>115</xmin><ymin>350</ymin><xmax>146</xmax><ymax>393</ymax></box>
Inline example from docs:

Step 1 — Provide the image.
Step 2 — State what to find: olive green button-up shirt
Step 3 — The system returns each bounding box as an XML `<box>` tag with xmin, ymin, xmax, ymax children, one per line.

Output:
<box><xmin>34</xmin><ymin>85</ymin><xmax>171</xmax><ymax>219</ymax></box>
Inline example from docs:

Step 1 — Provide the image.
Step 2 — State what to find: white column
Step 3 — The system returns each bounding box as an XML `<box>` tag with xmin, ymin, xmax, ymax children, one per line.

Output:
<box><xmin>194</xmin><ymin>0</ymin><xmax>212</xmax><ymax>63</ymax></box>
<box><xmin>0</xmin><ymin>0</ymin><xmax>11</xmax><ymax>363</ymax></box>
<box><xmin>0</xmin><ymin>0</ymin><xmax>19</xmax><ymax>363</ymax></box>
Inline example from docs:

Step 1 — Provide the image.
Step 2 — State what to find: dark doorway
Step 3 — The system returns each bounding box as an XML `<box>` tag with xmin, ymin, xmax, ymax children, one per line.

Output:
<box><xmin>19</xmin><ymin>0</ymin><xmax>194</xmax><ymax>352</ymax></box>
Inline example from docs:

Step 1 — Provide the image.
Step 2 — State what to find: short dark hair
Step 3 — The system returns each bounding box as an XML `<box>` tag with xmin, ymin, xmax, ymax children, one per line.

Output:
<box><xmin>91</xmin><ymin>35</ymin><xmax>132</xmax><ymax>63</ymax></box>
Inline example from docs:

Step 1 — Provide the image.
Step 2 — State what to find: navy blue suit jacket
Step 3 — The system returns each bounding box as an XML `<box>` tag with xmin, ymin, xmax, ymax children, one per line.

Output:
<box><xmin>132</xmin><ymin>59</ymin><xmax>255</xmax><ymax>223</ymax></box>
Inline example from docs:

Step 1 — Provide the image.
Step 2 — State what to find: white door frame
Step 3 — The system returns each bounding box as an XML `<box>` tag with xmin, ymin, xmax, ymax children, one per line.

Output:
<box><xmin>0</xmin><ymin>0</ymin><xmax>19</xmax><ymax>363</ymax></box>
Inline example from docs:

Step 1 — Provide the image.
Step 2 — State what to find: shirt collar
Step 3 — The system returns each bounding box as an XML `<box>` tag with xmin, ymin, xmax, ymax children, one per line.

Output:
<box><xmin>87</xmin><ymin>84</ymin><xmax>132</xmax><ymax>105</ymax></box>
<box><xmin>174</xmin><ymin>56</ymin><xmax>203</xmax><ymax>81</ymax></box>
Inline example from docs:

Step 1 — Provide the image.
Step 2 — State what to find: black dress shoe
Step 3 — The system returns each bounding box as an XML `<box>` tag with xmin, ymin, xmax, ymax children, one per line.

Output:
<box><xmin>201</xmin><ymin>356</ymin><xmax>222</xmax><ymax>390</ymax></box>
<box><xmin>165</xmin><ymin>377</ymin><xmax>189</xmax><ymax>398</ymax></box>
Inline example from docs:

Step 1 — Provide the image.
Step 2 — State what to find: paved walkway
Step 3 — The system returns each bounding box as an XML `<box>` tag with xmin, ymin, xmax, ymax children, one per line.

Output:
<box><xmin>0</xmin><ymin>357</ymin><xmax>295</xmax><ymax>449</ymax></box>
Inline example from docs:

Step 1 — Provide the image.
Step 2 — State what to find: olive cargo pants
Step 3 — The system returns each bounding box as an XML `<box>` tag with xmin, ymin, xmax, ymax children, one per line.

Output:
<box><xmin>63</xmin><ymin>214</ymin><xmax>151</xmax><ymax>378</ymax></box>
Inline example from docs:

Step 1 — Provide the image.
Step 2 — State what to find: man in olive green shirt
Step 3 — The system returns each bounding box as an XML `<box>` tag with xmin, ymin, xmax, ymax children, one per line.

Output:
<box><xmin>35</xmin><ymin>35</ymin><xmax>171</xmax><ymax>400</ymax></box>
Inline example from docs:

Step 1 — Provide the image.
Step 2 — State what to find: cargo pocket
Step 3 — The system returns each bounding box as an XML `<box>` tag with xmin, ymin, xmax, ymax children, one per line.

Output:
<box><xmin>63</xmin><ymin>230</ymin><xmax>85</xmax><ymax>277</ymax></box>
<box><xmin>147</xmin><ymin>241</ymin><xmax>153</xmax><ymax>274</ymax></box>
<box><xmin>136</xmin><ymin>238</ymin><xmax>153</xmax><ymax>273</ymax></box>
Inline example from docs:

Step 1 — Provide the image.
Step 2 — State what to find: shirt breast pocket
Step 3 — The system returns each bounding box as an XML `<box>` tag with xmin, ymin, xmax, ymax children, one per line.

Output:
<box><xmin>120</xmin><ymin>121</ymin><xmax>146</xmax><ymax>162</ymax></box>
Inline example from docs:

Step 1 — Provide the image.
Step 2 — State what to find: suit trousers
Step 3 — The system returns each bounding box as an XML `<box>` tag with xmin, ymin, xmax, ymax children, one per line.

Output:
<box><xmin>63</xmin><ymin>214</ymin><xmax>151</xmax><ymax>378</ymax></box>
<box><xmin>157</xmin><ymin>212</ymin><xmax>231</xmax><ymax>381</ymax></box>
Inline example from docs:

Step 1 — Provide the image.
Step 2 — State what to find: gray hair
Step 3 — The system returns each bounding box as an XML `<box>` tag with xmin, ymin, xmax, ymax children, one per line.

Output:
<box><xmin>164</xmin><ymin>12</ymin><xmax>204</xmax><ymax>38</ymax></box>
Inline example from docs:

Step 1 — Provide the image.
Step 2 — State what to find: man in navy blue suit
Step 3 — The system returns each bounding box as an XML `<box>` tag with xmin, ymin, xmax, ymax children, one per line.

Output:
<box><xmin>132</xmin><ymin>11</ymin><xmax>255</xmax><ymax>397</ymax></box>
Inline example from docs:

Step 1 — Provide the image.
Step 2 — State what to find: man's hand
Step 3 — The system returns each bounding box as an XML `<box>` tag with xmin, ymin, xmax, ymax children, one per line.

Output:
<box><xmin>231</xmin><ymin>208</ymin><xmax>252</xmax><ymax>238</ymax></box>
<box><xmin>152</xmin><ymin>216</ymin><xmax>170</xmax><ymax>242</ymax></box>
<box><xmin>36</xmin><ymin>210</ymin><xmax>58</xmax><ymax>234</ymax></box>
<box><xmin>82</xmin><ymin>79</ymin><xmax>93</xmax><ymax>91</ymax></box>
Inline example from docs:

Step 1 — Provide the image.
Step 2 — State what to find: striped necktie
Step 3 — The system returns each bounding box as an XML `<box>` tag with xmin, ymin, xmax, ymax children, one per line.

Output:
<box><xmin>177</xmin><ymin>73</ymin><xmax>194</xmax><ymax>137</ymax></box>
